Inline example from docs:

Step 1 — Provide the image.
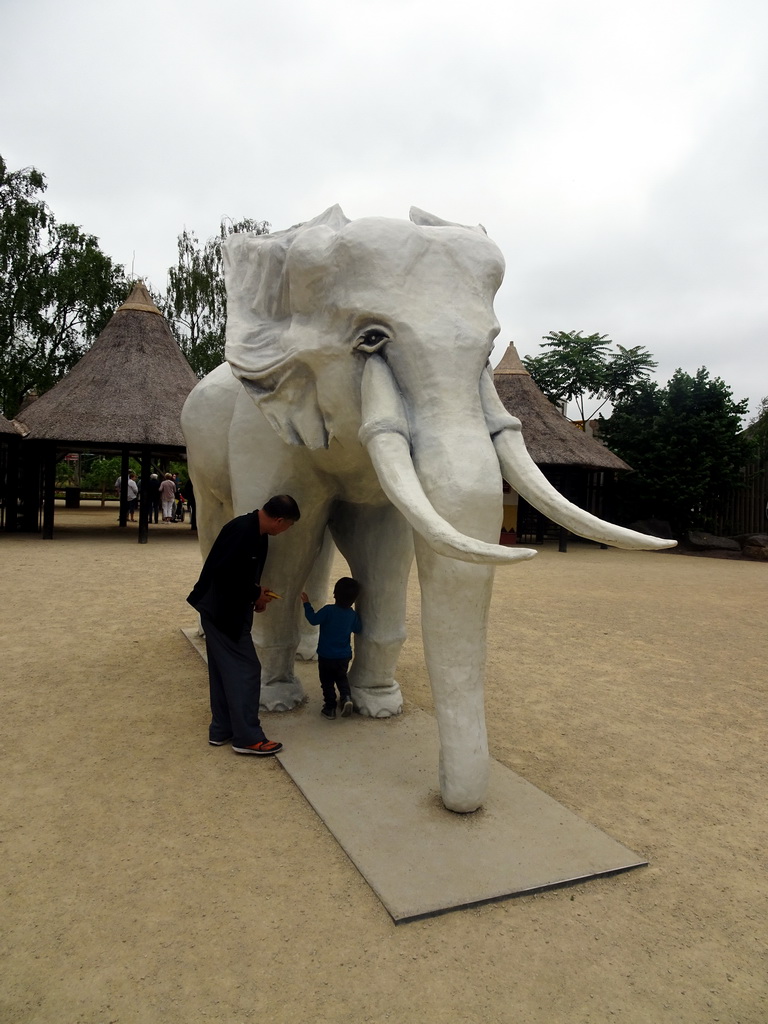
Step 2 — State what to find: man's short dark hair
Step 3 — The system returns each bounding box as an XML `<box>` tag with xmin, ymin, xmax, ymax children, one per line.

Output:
<box><xmin>263</xmin><ymin>494</ymin><xmax>301</xmax><ymax>521</ymax></box>
<box><xmin>333</xmin><ymin>577</ymin><xmax>360</xmax><ymax>608</ymax></box>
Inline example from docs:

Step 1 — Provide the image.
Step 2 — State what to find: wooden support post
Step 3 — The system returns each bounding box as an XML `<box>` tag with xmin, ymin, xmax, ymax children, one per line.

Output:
<box><xmin>42</xmin><ymin>443</ymin><xmax>56</xmax><ymax>539</ymax></box>
<box><xmin>138</xmin><ymin>448</ymin><xmax>151</xmax><ymax>544</ymax></box>
<box><xmin>4</xmin><ymin>439</ymin><xmax>20</xmax><ymax>532</ymax></box>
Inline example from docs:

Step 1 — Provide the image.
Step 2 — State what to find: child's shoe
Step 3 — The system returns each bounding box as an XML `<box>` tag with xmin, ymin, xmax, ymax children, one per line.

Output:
<box><xmin>339</xmin><ymin>694</ymin><xmax>353</xmax><ymax>718</ymax></box>
<box><xmin>321</xmin><ymin>703</ymin><xmax>337</xmax><ymax>720</ymax></box>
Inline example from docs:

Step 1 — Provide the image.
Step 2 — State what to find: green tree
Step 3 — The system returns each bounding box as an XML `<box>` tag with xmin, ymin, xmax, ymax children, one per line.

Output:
<box><xmin>0</xmin><ymin>155</ymin><xmax>128</xmax><ymax>418</ymax></box>
<box><xmin>162</xmin><ymin>217</ymin><xmax>269</xmax><ymax>377</ymax></box>
<box><xmin>82</xmin><ymin>455</ymin><xmax>125</xmax><ymax>494</ymax></box>
<box><xmin>745</xmin><ymin>395</ymin><xmax>768</xmax><ymax>464</ymax></box>
<box><xmin>522</xmin><ymin>330</ymin><xmax>658</xmax><ymax>423</ymax></box>
<box><xmin>600</xmin><ymin>368</ymin><xmax>752</xmax><ymax>535</ymax></box>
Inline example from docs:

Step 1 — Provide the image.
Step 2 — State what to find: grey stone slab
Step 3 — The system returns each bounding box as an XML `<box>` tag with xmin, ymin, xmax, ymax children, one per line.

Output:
<box><xmin>182</xmin><ymin>627</ymin><xmax>646</xmax><ymax>922</ymax></box>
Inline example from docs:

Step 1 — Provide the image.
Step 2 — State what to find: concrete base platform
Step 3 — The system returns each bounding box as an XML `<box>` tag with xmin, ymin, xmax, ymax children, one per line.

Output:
<box><xmin>182</xmin><ymin>627</ymin><xmax>646</xmax><ymax>922</ymax></box>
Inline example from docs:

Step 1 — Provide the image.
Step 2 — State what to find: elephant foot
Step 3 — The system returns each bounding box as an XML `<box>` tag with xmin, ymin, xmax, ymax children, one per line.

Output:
<box><xmin>259</xmin><ymin>679</ymin><xmax>307</xmax><ymax>712</ymax></box>
<box><xmin>295</xmin><ymin>641</ymin><xmax>318</xmax><ymax>662</ymax></box>
<box><xmin>438</xmin><ymin>748</ymin><xmax>489</xmax><ymax>813</ymax></box>
<box><xmin>351</xmin><ymin>681</ymin><xmax>403</xmax><ymax>719</ymax></box>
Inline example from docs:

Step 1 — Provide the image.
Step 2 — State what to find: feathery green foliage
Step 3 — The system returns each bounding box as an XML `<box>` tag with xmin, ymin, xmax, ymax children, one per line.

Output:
<box><xmin>162</xmin><ymin>217</ymin><xmax>269</xmax><ymax>377</ymax></box>
<box><xmin>523</xmin><ymin>330</ymin><xmax>657</xmax><ymax>422</ymax></box>
<box><xmin>0</xmin><ymin>155</ymin><xmax>128</xmax><ymax>418</ymax></box>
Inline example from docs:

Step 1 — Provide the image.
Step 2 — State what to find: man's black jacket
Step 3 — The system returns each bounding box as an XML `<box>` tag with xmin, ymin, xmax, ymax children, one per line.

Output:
<box><xmin>187</xmin><ymin>510</ymin><xmax>268</xmax><ymax>640</ymax></box>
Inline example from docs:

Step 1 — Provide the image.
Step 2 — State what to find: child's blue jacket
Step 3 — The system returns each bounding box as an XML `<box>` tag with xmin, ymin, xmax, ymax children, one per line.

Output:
<box><xmin>302</xmin><ymin>602</ymin><xmax>362</xmax><ymax>659</ymax></box>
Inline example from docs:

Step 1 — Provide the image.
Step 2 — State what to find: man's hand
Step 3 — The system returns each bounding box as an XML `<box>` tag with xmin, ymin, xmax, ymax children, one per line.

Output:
<box><xmin>254</xmin><ymin>588</ymin><xmax>274</xmax><ymax>613</ymax></box>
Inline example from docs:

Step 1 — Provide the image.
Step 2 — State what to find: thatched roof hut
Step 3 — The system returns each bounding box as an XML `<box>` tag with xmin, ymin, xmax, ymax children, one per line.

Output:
<box><xmin>493</xmin><ymin>343</ymin><xmax>629</xmax><ymax>471</ymax></box>
<box><xmin>493</xmin><ymin>343</ymin><xmax>630</xmax><ymax>547</ymax></box>
<box><xmin>16</xmin><ymin>282</ymin><xmax>198</xmax><ymax>447</ymax></box>
<box><xmin>12</xmin><ymin>282</ymin><xmax>200</xmax><ymax>541</ymax></box>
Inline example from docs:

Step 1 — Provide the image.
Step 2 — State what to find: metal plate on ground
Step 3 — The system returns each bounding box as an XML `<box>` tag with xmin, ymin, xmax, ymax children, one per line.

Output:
<box><xmin>182</xmin><ymin>627</ymin><xmax>646</xmax><ymax>922</ymax></box>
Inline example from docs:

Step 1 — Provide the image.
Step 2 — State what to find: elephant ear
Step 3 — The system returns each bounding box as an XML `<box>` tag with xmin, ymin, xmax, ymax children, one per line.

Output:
<box><xmin>409</xmin><ymin>206</ymin><xmax>488</xmax><ymax>236</ymax></box>
<box><xmin>223</xmin><ymin>205</ymin><xmax>350</xmax><ymax>449</ymax></box>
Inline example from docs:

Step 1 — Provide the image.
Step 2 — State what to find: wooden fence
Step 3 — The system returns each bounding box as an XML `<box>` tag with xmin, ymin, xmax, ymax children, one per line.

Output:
<box><xmin>708</xmin><ymin>458</ymin><xmax>768</xmax><ymax>536</ymax></box>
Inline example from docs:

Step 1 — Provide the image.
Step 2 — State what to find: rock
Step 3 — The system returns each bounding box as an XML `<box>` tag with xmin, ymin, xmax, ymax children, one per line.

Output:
<box><xmin>742</xmin><ymin>533</ymin><xmax>768</xmax><ymax>548</ymax></box>
<box><xmin>687</xmin><ymin>531</ymin><xmax>741</xmax><ymax>552</ymax></box>
<box><xmin>740</xmin><ymin>534</ymin><xmax>768</xmax><ymax>560</ymax></box>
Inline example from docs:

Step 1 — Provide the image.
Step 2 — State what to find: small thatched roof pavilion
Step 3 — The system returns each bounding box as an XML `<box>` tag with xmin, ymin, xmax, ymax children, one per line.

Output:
<box><xmin>493</xmin><ymin>342</ymin><xmax>630</xmax><ymax>548</ymax></box>
<box><xmin>12</xmin><ymin>282</ymin><xmax>199</xmax><ymax>541</ymax></box>
<box><xmin>17</xmin><ymin>282</ymin><xmax>196</xmax><ymax>448</ymax></box>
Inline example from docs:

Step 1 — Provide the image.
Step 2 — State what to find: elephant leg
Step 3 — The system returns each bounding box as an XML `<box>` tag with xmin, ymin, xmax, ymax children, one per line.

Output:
<box><xmin>328</xmin><ymin>501</ymin><xmax>413</xmax><ymax>718</ymax></box>
<box><xmin>184</xmin><ymin>466</ymin><xmax>233</xmax><ymax>637</ymax></box>
<box><xmin>182</xmin><ymin>363</ymin><xmax>238</xmax><ymax>563</ymax></box>
<box><xmin>253</xmin><ymin>500</ymin><xmax>334</xmax><ymax>711</ymax></box>
<box><xmin>413</xmin><ymin>535</ymin><xmax>494</xmax><ymax>813</ymax></box>
<box><xmin>295</xmin><ymin>528</ymin><xmax>335</xmax><ymax>661</ymax></box>
<box><xmin>195</xmin><ymin>487</ymin><xmax>234</xmax><ymax>564</ymax></box>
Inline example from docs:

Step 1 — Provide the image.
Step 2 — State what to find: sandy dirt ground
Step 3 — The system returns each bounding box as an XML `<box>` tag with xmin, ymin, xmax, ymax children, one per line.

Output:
<box><xmin>1</xmin><ymin>502</ymin><xmax>766</xmax><ymax>1024</ymax></box>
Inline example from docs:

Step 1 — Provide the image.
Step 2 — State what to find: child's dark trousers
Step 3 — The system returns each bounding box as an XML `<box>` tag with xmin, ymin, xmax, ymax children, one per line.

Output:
<box><xmin>318</xmin><ymin>656</ymin><xmax>351</xmax><ymax>707</ymax></box>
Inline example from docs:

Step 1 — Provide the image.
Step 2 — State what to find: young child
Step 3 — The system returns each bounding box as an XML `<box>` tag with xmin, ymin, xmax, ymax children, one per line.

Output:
<box><xmin>300</xmin><ymin>577</ymin><xmax>362</xmax><ymax>720</ymax></box>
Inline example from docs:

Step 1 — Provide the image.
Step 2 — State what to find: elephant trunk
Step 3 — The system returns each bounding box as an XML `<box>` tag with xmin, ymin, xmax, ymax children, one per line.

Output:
<box><xmin>414</xmin><ymin>534</ymin><xmax>493</xmax><ymax>811</ymax></box>
<box><xmin>405</xmin><ymin>380</ymin><xmax>504</xmax><ymax>812</ymax></box>
<box><xmin>359</xmin><ymin>355</ymin><xmax>537</xmax><ymax>565</ymax></box>
<box><xmin>360</xmin><ymin>354</ymin><xmax>512</xmax><ymax>812</ymax></box>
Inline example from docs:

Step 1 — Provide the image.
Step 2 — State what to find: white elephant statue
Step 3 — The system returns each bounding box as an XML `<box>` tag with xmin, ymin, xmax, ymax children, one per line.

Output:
<box><xmin>181</xmin><ymin>205</ymin><xmax>674</xmax><ymax>813</ymax></box>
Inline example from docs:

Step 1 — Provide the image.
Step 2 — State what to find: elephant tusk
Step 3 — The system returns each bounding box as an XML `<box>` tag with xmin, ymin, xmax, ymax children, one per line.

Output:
<box><xmin>479</xmin><ymin>370</ymin><xmax>676</xmax><ymax>551</ymax></box>
<box><xmin>360</xmin><ymin>356</ymin><xmax>537</xmax><ymax>565</ymax></box>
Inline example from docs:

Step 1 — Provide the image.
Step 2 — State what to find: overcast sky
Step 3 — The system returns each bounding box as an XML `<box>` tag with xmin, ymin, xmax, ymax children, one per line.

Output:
<box><xmin>2</xmin><ymin>0</ymin><xmax>766</xmax><ymax>418</ymax></box>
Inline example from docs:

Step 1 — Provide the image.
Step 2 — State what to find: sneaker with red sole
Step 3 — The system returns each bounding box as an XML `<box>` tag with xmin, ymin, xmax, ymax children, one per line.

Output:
<box><xmin>232</xmin><ymin>739</ymin><xmax>283</xmax><ymax>756</ymax></box>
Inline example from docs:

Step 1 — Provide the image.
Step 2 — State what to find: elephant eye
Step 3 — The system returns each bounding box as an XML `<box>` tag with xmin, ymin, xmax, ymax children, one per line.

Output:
<box><xmin>354</xmin><ymin>327</ymin><xmax>391</xmax><ymax>354</ymax></box>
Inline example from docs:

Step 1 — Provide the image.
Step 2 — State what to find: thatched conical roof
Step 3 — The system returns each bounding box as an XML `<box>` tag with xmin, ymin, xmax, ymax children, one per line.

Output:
<box><xmin>15</xmin><ymin>282</ymin><xmax>199</xmax><ymax>448</ymax></box>
<box><xmin>493</xmin><ymin>343</ymin><xmax>630</xmax><ymax>471</ymax></box>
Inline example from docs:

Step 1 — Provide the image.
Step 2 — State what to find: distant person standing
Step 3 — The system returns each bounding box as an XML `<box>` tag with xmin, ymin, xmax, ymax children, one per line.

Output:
<box><xmin>159</xmin><ymin>473</ymin><xmax>176</xmax><ymax>522</ymax></box>
<box><xmin>125</xmin><ymin>472</ymin><xmax>139</xmax><ymax>523</ymax></box>
<box><xmin>147</xmin><ymin>473</ymin><xmax>161</xmax><ymax>524</ymax></box>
